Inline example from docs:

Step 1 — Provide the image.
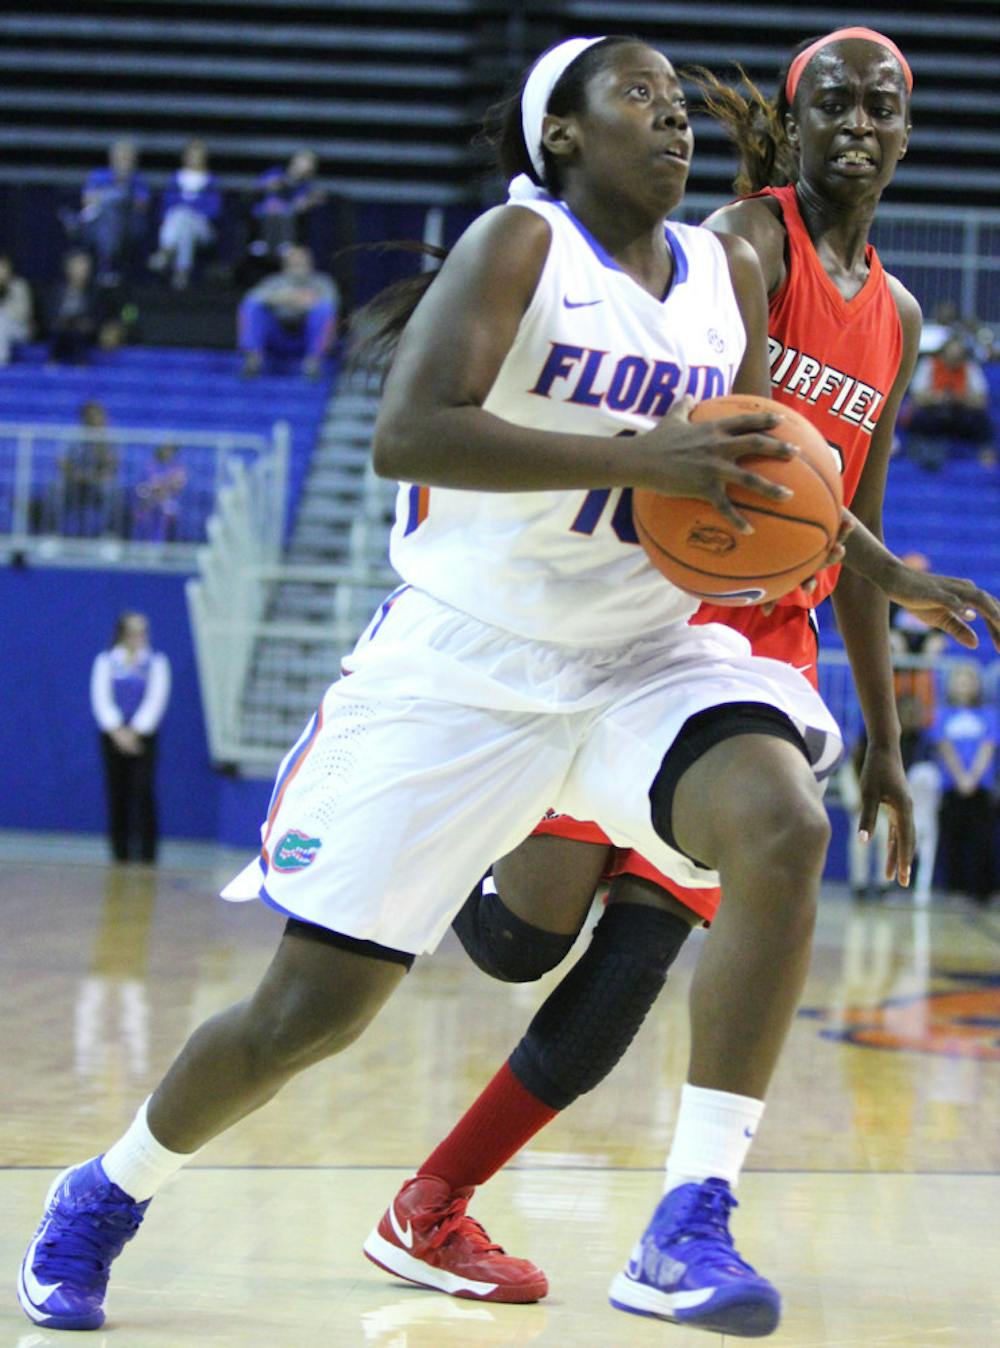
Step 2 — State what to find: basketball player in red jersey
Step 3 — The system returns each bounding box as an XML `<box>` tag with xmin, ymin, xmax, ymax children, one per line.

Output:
<box><xmin>366</xmin><ymin>29</ymin><xmax>1000</xmax><ymax>1336</ymax></box>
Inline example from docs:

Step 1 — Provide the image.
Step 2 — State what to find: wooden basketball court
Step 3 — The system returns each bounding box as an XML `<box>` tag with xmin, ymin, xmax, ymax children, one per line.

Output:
<box><xmin>2</xmin><ymin>841</ymin><xmax>998</xmax><ymax>1346</ymax></box>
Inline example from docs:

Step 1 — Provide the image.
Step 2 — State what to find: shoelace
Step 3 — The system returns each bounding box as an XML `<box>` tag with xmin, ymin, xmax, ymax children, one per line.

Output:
<box><xmin>35</xmin><ymin>1196</ymin><xmax>145</xmax><ymax>1284</ymax></box>
<box><xmin>421</xmin><ymin>1194</ymin><xmax>504</xmax><ymax>1254</ymax></box>
<box><xmin>656</xmin><ymin>1181</ymin><xmax>758</xmax><ymax>1275</ymax></box>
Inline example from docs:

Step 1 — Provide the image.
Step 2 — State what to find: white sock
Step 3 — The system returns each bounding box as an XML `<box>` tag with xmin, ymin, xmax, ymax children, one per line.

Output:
<box><xmin>101</xmin><ymin>1098</ymin><xmax>196</xmax><ymax>1202</ymax></box>
<box><xmin>663</xmin><ymin>1084</ymin><xmax>765</xmax><ymax>1194</ymax></box>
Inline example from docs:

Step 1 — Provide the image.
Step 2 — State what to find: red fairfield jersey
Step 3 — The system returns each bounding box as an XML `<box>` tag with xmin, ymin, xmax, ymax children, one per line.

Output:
<box><xmin>705</xmin><ymin>183</ymin><xmax>903</xmax><ymax>616</ymax></box>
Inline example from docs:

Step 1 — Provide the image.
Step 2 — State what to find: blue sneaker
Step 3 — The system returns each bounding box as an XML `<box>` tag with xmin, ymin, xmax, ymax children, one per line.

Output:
<box><xmin>608</xmin><ymin>1178</ymin><xmax>781</xmax><ymax>1338</ymax></box>
<box><xmin>18</xmin><ymin>1157</ymin><xmax>150</xmax><ymax>1331</ymax></box>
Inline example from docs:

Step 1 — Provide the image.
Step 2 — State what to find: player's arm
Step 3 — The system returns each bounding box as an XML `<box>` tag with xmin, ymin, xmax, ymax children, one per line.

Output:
<box><xmin>828</xmin><ymin>278</ymin><xmax>922</xmax><ymax>882</ymax></box>
<box><xmin>703</xmin><ymin>196</ymin><xmax>788</xmax><ymax>298</ymax></box>
<box><xmin>713</xmin><ymin>231</ymin><xmax>771</xmax><ymax>398</ymax></box>
<box><xmin>374</xmin><ymin>205</ymin><xmax>630</xmax><ymax>491</ymax></box>
<box><xmin>373</xmin><ymin>208</ymin><xmax>796</xmax><ymax>512</ymax></box>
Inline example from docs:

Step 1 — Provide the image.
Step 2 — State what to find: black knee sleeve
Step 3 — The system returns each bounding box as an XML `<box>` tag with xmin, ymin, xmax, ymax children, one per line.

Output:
<box><xmin>508</xmin><ymin>902</ymin><xmax>691</xmax><ymax>1110</ymax></box>
<box><xmin>451</xmin><ymin>877</ymin><xmax>577</xmax><ymax>982</ymax></box>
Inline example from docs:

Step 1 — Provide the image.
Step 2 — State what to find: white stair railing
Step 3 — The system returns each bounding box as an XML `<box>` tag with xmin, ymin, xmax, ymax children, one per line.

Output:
<box><xmin>185</xmin><ymin>426</ymin><xmax>289</xmax><ymax>766</ymax></box>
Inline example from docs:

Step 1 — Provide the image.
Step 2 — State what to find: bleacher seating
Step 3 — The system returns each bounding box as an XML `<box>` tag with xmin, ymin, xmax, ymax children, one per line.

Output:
<box><xmin>883</xmin><ymin>457</ymin><xmax>1000</xmax><ymax>589</ymax></box>
<box><xmin>0</xmin><ymin>345</ymin><xmax>332</xmax><ymax>544</ymax></box>
<box><xmin>0</xmin><ymin>1</ymin><xmax>997</xmax><ymax>208</ymax></box>
<box><xmin>813</xmin><ymin>360</ymin><xmax>1000</xmax><ymax>660</ymax></box>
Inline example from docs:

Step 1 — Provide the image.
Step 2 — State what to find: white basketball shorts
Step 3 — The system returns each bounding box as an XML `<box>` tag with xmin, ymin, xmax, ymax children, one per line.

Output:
<box><xmin>222</xmin><ymin>585</ymin><xmax>842</xmax><ymax>954</ymax></box>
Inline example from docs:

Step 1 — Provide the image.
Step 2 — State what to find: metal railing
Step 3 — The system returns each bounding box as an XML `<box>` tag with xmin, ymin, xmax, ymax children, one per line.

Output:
<box><xmin>188</xmin><ymin>563</ymin><xmax>394</xmax><ymax>771</ymax></box>
<box><xmin>680</xmin><ymin>196</ymin><xmax>1000</xmax><ymax>326</ymax></box>
<box><xmin>0</xmin><ymin>420</ymin><xmax>289</xmax><ymax>570</ymax></box>
<box><xmin>186</xmin><ymin>554</ymin><xmax>1000</xmax><ymax>774</ymax></box>
<box><xmin>819</xmin><ymin>646</ymin><xmax>1000</xmax><ymax>752</ymax></box>
<box><xmin>186</xmin><ymin>463</ymin><xmax>300</xmax><ymax>765</ymax></box>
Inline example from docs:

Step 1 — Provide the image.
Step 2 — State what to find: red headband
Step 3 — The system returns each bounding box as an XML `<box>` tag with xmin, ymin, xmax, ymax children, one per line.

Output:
<box><xmin>785</xmin><ymin>27</ymin><xmax>913</xmax><ymax>103</ymax></box>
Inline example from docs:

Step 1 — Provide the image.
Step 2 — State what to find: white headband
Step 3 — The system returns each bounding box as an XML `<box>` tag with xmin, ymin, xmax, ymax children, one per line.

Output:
<box><xmin>520</xmin><ymin>36</ymin><xmax>607</xmax><ymax>180</ymax></box>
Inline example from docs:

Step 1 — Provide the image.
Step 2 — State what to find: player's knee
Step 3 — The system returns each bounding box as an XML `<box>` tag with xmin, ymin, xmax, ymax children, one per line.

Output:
<box><xmin>243</xmin><ymin>989</ymin><xmax>369</xmax><ymax>1077</ymax></box>
<box><xmin>739</xmin><ymin>783</ymin><xmax>830</xmax><ymax>898</ymax></box>
<box><xmin>452</xmin><ymin>883</ymin><xmax>575</xmax><ymax>982</ymax></box>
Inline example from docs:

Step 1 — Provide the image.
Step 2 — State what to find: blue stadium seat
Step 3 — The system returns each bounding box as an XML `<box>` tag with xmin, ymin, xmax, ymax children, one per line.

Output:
<box><xmin>0</xmin><ymin>344</ymin><xmax>332</xmax><ymax>543</ymax></box>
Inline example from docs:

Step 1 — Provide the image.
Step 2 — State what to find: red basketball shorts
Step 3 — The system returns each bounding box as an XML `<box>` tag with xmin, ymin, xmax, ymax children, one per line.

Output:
<box><xmin>530</xmin><ymin>606</ymin><xmax>820</xmax><ymax>923</ymax></box>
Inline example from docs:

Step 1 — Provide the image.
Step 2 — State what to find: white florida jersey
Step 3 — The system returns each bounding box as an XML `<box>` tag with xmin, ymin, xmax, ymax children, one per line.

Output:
<box><xmin>389</xmin><ymin>196</ymin><xmax>748</xmax><ymax>647</ymax></box>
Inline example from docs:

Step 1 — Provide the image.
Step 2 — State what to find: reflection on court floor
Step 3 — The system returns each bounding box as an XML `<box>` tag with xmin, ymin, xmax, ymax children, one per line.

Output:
<box><xmin>1</xmin><ymin>845</ymin><xmax>998</xmax><ymax>1346</ymax></box>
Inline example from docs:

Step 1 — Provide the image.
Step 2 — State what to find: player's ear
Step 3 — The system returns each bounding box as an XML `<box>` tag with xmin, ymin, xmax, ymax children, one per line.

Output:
<box><xmin>541</xmin><ymin>113</ymin><xmax>578</xmax><ymax>163</ymax></box>
<box><xmin>783</xmin><ymin>111</ymin><xmax>800</xmax><ymax>151</ymax></box>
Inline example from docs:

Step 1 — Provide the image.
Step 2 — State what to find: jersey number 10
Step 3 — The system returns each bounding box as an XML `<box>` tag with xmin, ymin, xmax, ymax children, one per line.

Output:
<box><xmin>570</xmin><ymin>429</ymin><xmax>639</xmax><ymax>544</ymax></box>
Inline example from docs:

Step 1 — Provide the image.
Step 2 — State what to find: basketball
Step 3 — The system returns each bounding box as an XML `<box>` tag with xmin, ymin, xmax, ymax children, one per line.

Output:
<box><xmin>632</xmin><ymin>394</ymin><xmax>844</xmax><ymax>606</ymax></box>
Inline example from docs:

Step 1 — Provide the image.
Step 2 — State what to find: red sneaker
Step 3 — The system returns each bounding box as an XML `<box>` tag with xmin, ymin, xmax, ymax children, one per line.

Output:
<box><xmin>363</xmin><ymin>1175</ymin><xmax>548</xmax><ymax>1303</ymax></box>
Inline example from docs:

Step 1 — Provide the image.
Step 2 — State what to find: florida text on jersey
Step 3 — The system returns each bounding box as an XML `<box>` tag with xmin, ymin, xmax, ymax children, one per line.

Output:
<box><xmin>389</xmin><ymin>198</ymin><xmax>748</xmax><ymax>647</ymax></box>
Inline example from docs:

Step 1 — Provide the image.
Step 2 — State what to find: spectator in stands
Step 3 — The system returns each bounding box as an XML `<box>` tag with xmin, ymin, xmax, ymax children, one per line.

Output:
<box><xmin>134</xmin><ymin>442</ymin><xmax>187</xmax><ymax>542</ymax></box>
<box><xmin>79</xmin><ymin>139</ymin><xmax>152</xmax><ymax>287</ymax></box>
<box><xmin>932</xmin><ymin>661</ymin><xmax>997</xmax><ymax>904</ymax></box>
<box><xmin>905</xmin><ymin>336</ymin><xmax>997</xmax><ymax>469</ymax></box>
<box><xmin>148</xmin><ymin>140</ymin><xmax>222</xmax><ymax>291</ymax></box>
<box><xmin>238</xmin><ymin>244</ymin><xmax>337</xmax><ymax>378</ymax></box>
<box><xmin>919</xmin><ymin>300</ymin><xmax>995</xmax><ymax>363</ymax></box>
<box><xmin>899</xmin><ymin>690</ymin><xmax>942</xmax><ymax>906</ymax></box>
<box><xmin>249</xmin><ymin>149</ymin><xmax>327</xmax><ymax>264</ymax></box>
<box><xmin>90</xmin><ymin>612</ymin><xmax>171</xmax><ymax>863</ymax></box>
<box><xmin>45</xmin><ymin>250</ymin><xmax>110</xmax><ymax>365</ymax></box>
<box><xmin>58</xmin><ymin>400</ymin><xmax>121</xmax><ymax>536</ymax></box>
<box><xmin>0</xmin><ymin>253</ymin><xmax>33</xmax><ymax>365</ymax></box>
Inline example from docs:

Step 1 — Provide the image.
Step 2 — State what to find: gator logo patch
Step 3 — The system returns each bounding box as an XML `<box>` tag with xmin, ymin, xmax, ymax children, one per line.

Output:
<box><xmin>800</xmin><ymin>971</ymin><xmax>1000</xmax><ymax>1061</ymax></box>
<box><xmin>272</xmin><ymin>829</ymin><xmax>322</xmax><ymax>873</ymax></box>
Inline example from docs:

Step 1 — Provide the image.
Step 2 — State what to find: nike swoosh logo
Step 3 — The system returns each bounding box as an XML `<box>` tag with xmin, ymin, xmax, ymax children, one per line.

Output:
<box><xmin>744</xmin><ymin>1126</ymin><xmax>756</xmax><ymax>1139</ymax></box>
<box><xmin>793</xmin><ymin>664</ymin><xmax>814</xmax><ymax>674</ymax></box>
<box><xmin>388</xmin><ymin>1202</ymin><xmax>414</xmax><ymax>1249</ymax></box>
<box><xmin>21</xmin><ymin>1232</ymin><xmax>62</xmax><ymax>1305</ymax></box>
<box><xmin>563</xmin><ymin>297</ymin><xmax>603</xmax><ymax>309</ymax></box>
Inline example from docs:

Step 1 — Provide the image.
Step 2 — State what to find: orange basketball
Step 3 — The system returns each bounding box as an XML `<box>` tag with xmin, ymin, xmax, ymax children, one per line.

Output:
<box><xmin>632</xmin><ymin>394</ymin><xmax>844</xmax><ymax>606</ymax></box>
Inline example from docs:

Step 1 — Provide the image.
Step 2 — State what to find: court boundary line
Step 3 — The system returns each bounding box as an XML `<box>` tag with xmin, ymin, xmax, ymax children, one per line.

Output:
<box><xmin>3</xmin><ymin>1164</ymin><xmax>998</xmax><ymax>1176</ymax></box>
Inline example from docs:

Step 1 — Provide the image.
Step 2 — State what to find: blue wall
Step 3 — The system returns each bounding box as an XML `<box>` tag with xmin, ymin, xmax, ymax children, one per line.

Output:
<box><xmin>0</xmin><ymin>562</ymin><xmax>856</xmax><ymax>874</ymax></box>
<box><xmin>0</xmin><ymin>564</ymin><xmax>266</xmax><ymax>845</ymax></box>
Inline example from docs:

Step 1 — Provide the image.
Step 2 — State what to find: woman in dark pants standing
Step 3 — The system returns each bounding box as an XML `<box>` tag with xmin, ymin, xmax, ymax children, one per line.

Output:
<box><xmin>933</xmin><ymin>661</ymin><xmax>997</xmax><ymax>902</ymax></box>
<box><xmin>90</xmin><ymin>611</ymin><xmax>171</xmax><ymax>862</ymax></box>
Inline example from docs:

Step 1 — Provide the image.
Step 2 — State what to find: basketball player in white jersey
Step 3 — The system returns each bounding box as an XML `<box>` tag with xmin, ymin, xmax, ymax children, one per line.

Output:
<box><xmin>21</xmin><ymin>37</ymin><xmax>846</xmax><ymax>1336</ymax></box>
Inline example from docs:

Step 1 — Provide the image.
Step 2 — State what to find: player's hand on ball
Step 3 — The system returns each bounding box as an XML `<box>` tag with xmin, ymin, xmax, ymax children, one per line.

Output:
<box><xmin>635</xmin><ymin>394</ymin><xmax>796</xmax><ymax>534</ymax></box>
<box><xmin>760</xmin><ymin>512</ymin><xmax>852</xmax><ymax>613</ymax></box>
